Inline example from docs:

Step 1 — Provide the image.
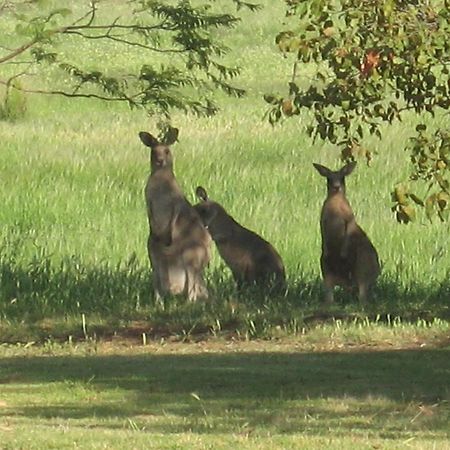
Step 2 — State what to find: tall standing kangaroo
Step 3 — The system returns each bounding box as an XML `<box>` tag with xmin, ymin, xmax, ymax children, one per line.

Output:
<box><xmin>139</xmin><ymin>130</ymin><xmax>210</xmax><ymax>301</ymax></box>
<box><xmin>313</xmin><ymin>162</ymin><xmax>380</xmax><ymax>303</ymax></box>
<box><xmin>194</xmin><ymin>186</ymin><xmax>286</xmax><ymax>292</ymax></box>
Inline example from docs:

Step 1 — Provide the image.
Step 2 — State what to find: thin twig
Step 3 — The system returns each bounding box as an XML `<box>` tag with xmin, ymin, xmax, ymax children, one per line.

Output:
<box><xmin>0</xmin><ymin>39</ymin><xmax>38</xmax><ymax>64</ymax></box>
<box><xmin>64</xmin><ymin>22</ymin><xmax>171</xmax><ymax>33</ymax></box>
<box><xmin>63</xmin><ymin>30</ymin><xmax>185</xmax><ymax>53</ymax></box>
<box><xmin>3</xmin><ymin>64</ymin><xmax>33</xmax><ymax>85</ymax></box>
<box><xmin>85</xmin><ymin>0</ymin><xmax>97</xmax><ymax>27</ymax></box>
<box><xmin>0</xmin><ymin>79</ymin><xmax>139</xmax><ymax>105</ymax></box>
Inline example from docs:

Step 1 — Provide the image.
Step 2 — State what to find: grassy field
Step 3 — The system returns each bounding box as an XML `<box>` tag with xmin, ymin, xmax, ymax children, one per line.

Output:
<box><xmin>1</xmin><ymin>2</ymin><xmax>450</xmax><ymax>448</ymax></box>
<box><xmin>0</xmin><ymin>0</ymin><xmax>449</xmax><ymax>340</ymax></box>
<box><xmin>0</xmin><ymin>334</ymin><xmax>449</xmax><ymax>450</ymax></box>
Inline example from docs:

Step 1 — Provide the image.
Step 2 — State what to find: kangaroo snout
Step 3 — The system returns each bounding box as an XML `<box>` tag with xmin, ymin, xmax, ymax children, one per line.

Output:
<box><xmin>153</xmin><ymin>157</ymin><xmax>166</xmax><ymax>168</ymax></box>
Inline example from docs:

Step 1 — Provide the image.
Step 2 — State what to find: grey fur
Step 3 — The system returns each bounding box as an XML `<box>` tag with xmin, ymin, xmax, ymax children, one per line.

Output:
<box><xmin>313</xmin><ymin>162</ymin><xmax>380</xmax><ymax>303</ymax></box>
<box><xmin>194</xmin><ymin>186</ymin><xmax>286</xmax><ymax>292</ymax></box>
<box><xmin>139</xmin><ymin>131</ymin><xmax>210</xmax><ymax>301</ymax></box>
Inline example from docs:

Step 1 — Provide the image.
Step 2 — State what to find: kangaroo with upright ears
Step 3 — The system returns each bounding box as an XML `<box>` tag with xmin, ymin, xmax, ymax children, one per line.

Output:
<box><xmin>139</xmin><ymin>129</ymin><xmax>210</xmax><ymax>301</ymax></box>
<box><xmin>194</xmin><ymin>186</ymin><xmax>286</xmax><ymax>292</ymax></box>
<box><xmin>313</xmin><ymin>162</ymin><xmax>380</xmax><ymax>303</ymax></box>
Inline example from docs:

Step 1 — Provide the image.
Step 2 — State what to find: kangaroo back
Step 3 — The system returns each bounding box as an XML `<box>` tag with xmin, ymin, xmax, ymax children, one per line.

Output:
<box><xmin>194</xmin><ymin>186</ymin><xmax>286</xmax><ymax>291</ymax></box>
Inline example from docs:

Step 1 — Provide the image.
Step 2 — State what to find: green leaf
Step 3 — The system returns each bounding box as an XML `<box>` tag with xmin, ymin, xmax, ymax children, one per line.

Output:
<box><xmin>383</xmin><ymin>0</ymin><xmax>394</xmax><ymax>18</ymax></box>
<box><xmin>288</xmin><ymin>82</ymin><xmax>299</xmax><ymax>96</ymax></box>
<box><xmin>394</xmin><ymin>205</ymin><xmax>412</xmax><ymax>224</ymax></box>
<box><xmin>341</xmin><ymin>100</ymin><xmax>350</xmax><ymax>110</ymax></box>
<box><xmin>401</xmin><ymin>204</ymin><xmax>416</xmax><ymax>221</ymax></box>
<box><xmin>275</xmin><ymin>31</ymin><xmax>300</xmax><ymax>53</ymax></box>
<box><xmin>425</xmin><ymin>195</ymin><xmax>436</xmax><ymax>222</ymax></box>
<box><xmin>408</xmin><ymin>193</ymin><xmax>424</xmax><ymax>206</ymax></box>
<box><xmin>416</xmin><ymin>124</ymin><xmax>427</xmax><ymax>133</ymax></box>
<box><xmin>263</xmin><ymin>95</ymin><xmax>280</xmax><ymax>105</ymax></box>
<box><xmin>437</xmin><ymin>191</ymin><xmax>450</xmax><ymax>210</ymax></box>
<box><xmin>393</xmin><ymin>184</ymin><xmax>408</xmax><ymax>205</ymax></box>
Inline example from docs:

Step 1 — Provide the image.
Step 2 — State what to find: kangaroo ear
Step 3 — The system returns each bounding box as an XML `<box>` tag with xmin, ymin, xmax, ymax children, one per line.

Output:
<box><xmin>139</xmin><ymin>132</ymin><xmax>159</xmax><ymax>148</ymax></box>
<box><xmin>196</xmin><ymin>186</ymin><xmax>208</xmax><ymax>202</ymax></box>
<box><xmin>163</xmin><ymin>127</ymin><xmax>179</xmax><ymax>146</ymax></box>
<box><xmin>313</xmin><ymin>163</ymin><xmax>332</xmax><ymax>178</ymax></box>
<box><xmin>341</xmin><ymin>161</ymin><xmax>357</xmax><ymax>177</ymax></box>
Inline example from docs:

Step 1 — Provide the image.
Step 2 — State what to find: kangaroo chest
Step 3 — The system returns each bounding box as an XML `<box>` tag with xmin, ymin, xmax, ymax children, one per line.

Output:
<box><xmin>145</xmin><ymin>171</ymin><xmax>185</xmax><ymax>236</ymax></box>
<box><xmin>320</xmin><ymin>196</ymin><xmax>355</xmax><ymax>245</ymax></box>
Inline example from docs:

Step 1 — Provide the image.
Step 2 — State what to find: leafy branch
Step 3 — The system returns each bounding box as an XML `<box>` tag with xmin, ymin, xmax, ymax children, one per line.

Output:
<box><xmin>0</xmin><ymin>0</ymin><xmax>257</xmax><ymax>120</ymax></box>
<box><xmin>266</xmin><ymin>0</ymin><xmax>450</xmax><ymax>222</ymax></box>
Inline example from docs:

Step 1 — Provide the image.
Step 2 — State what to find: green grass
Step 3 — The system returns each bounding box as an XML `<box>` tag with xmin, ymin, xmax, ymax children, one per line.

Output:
<box><xmin>0</xmin><ymin>0</ymin><xmax>449</xmax><ymax>342</ymax></box>
<box><xmin>1</xmin><ymin>3</ymin><xmax>449</xmax><ymax>448</ymax></box>
<box><xmin>0</xmin><ymin>337</ymin><xmax>449</xmax><ymax>449</ymax></box>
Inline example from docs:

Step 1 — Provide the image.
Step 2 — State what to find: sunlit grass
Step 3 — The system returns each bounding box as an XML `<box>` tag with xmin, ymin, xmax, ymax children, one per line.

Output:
<box><xmin>1</xmin><ymin>2</ymin><xmax>449</xmax><ymax>449</ymax></box>
<box><xmin>0</xmin><ymin>339</ymin><xmax>449</xmax><ymax>449</ymax></box>
<box><xmin>0</xmin><ymin>0</ymin><xmax>449</xmax><ymax>341</ymax></box>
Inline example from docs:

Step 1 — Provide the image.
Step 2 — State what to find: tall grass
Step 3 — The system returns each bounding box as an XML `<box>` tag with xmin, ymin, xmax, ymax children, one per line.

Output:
<box><xmin>0</xmin><ymin>1</ymin><xmax>449</xmax><ymax>340</ymax></box>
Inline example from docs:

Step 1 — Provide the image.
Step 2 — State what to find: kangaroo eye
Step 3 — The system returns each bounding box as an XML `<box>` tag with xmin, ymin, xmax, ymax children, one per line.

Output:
<box><xmin>165</xmin><ymin>149</ymin><xmax>170</xmax><ymax>155</ymax></box>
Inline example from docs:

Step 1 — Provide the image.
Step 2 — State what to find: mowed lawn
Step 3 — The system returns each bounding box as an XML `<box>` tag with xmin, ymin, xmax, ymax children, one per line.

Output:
<box><xmin>0</xmin><ymin>1</ymin><xmax>450</xmax><ymax>448</ymax></box>
<box><xmin>1</xmin><ymin>337</ymin><xmax>449</xmax><ymax>450</ymax></box>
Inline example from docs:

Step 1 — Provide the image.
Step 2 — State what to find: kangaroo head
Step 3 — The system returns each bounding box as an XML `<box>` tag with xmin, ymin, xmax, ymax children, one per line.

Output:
<box><xmin>313</xmin><ymin>162</ymin><xmax>356</xmax><ymax>195</ymax></box>
<box><xmin>138</xmin><ymin>128</ymin><xmax>179</xmax><ymax>172</ymax></box>
<box><xmin>194</xmin><ymin>186</ymin><xmax>221</xmax><ymax>228</ymax></box>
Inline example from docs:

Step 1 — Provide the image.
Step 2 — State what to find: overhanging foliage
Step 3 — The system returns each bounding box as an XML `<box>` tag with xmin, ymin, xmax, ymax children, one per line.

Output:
<box><xmin>266</xmin><ymin>0</ymin><xmax>450</xmax><ymax>222</ymax></box>
<box><xmin>0</xmin><ymin>0</ymin><xmax>258</xmax><ymax>119</ymax></box>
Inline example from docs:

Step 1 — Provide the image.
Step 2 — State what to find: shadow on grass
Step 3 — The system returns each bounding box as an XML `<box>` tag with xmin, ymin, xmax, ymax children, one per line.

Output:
<box><xmin>1</xmin><ymin>255</ymin><xmax>449</xmax><ymax>317</ymax></box>
<box><xmin>0</xmin><ymin>256</ymin><xmax>152</xmax><ymax>318</ymax></box>
<box><xmin>1</xmin><ymin>349</ymin><xmax>449</xmax><ymax>437</ymax></box>
<box><xmin>0</xmin><ymin>253</ymin><xmax>449</xmax><ymax>347</ymax></box>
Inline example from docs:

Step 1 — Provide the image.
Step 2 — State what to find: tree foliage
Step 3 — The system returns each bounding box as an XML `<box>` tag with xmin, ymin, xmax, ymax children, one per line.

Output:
<box><xmin>266</xmin><ymin>0</ymin><xmax>450</xmax><ymax>222</ymax></box>
<box><xmin>0</xmin><ymin>0</ymin><xmax>258</xmax><ymax>121</ymax></box>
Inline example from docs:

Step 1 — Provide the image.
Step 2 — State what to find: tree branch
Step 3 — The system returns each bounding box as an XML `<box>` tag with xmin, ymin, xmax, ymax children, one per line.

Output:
<box><xmin>0</xmin><ymin>78</ymin><xmax>138</xmax><ymax>105</ymax></box>
<box><xmin>63</xmin><ymin>30</ymin><xmax>185</xmax><ymax>53</ymax></box>
<box><xmin>85</xmin><ymin>0</ymin><xmax>97</xmax><ymax>27</ymax></box>
<box><xmin>63</xmin><ymin>22</ymin><xmax>172</xmax><ymax>33</ymax></box>
<box><xmin>0</xmin><ymin>5</ymin><xmax>97</xmax><ymax>65</ymax></box>
<box><xmin>0</xmin><ymin>39</ymin><xmax>38</xmax><ymax>65</ymax></box>
<box><xmin>2</xmin><ymin>64</ymin><xmax>34</xmax><ymax>85</ymax></box>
